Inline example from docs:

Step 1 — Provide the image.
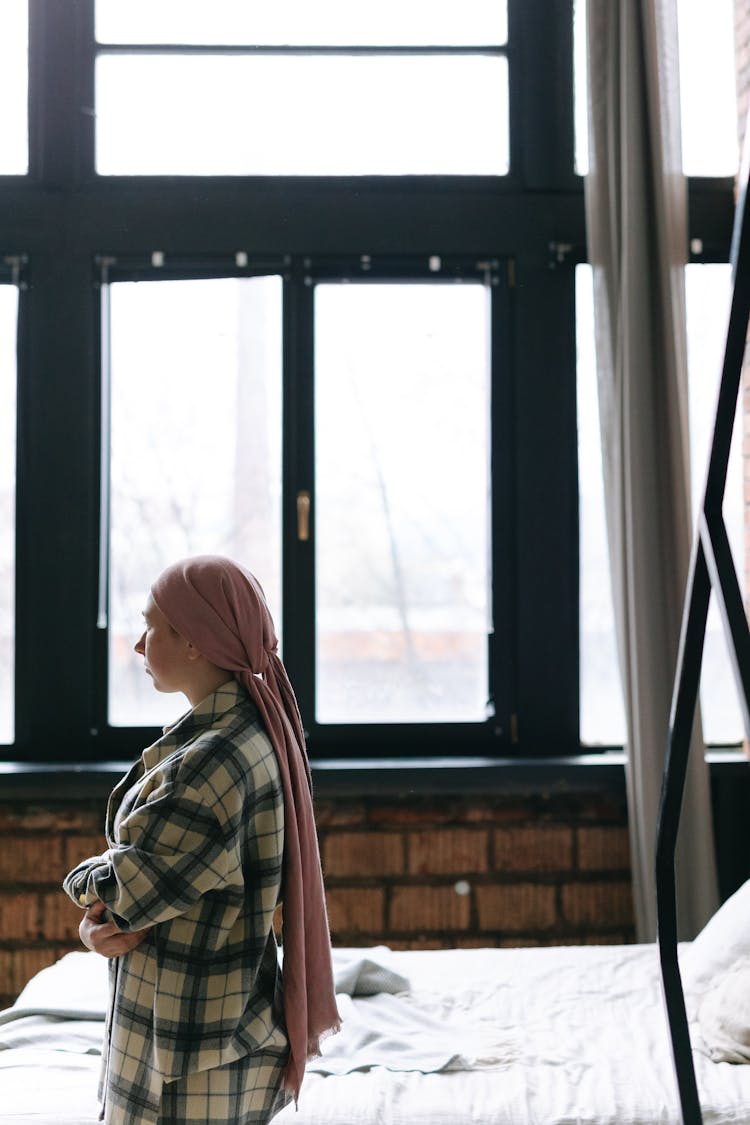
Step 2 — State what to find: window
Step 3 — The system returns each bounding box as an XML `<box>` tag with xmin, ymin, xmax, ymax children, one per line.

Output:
<box><xmin>685</xmin><ymin>264</ymin><xmax>744</xmax><ymax>744</ymax></box>
<box><xmin>574</xmin><ymin>0</ymin><xmax>739</xmax><ymax>177</ymax></box>
<box><xmin>576</xmin><ymin>266</ymin><xmax>626</xmax><ymax>746</ymax></box>
<box><xmin>0</xmin><ymin>285</ymin><xmax>17</xmax><ymax>743</ymax></box>
<box><xmin>94</xmin><ymin>1</ymin><xmax>509</xmax><ymax>176</ymax></box>
<box><xmin>97</xmin><ymin>257</ymin><xmax>506</xmax><ymax>753</ymax></box>
<box><xmin>677</xmin><ymin>0</ymin><xmax>738</xmax><ymax>177</ymax></box>
<box><xmin>577</xmin><ymin>264</ymin><xmax>745</xmax><ymax>747</ymax></box>
<box><xmin>1</xmin><ymin>2</ymin><xmax>737</xmax><ymax>762</ymax></box>
<box><xmin>0</xmin><ymin>1</ymin><xmax>28</xmax><ymax>174</ymax></box>
<box><xmin>105</xmin><ymin>274</ymin><xmax>283</xmax><ymax>726</ymax></box>
<box><xmin>314</xmin><ymin>281</ymin><xmax>492</xmax><ymax>724</ymax></box>
<box><xmin>574</xmin><ymin>0</ymin><xmax>743</xmax><ymax>747</ymax></box>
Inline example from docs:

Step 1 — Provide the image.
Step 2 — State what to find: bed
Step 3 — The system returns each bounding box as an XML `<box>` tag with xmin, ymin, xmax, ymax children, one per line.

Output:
<box><xmin>3</xmin><ymin>880</ymin><xmax>750</xmax><ymax>1125</ymax></box>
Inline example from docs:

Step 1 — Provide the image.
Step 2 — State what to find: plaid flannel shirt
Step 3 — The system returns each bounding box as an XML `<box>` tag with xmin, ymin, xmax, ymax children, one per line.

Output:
<box><xmin>63</xmin><ymin>680</ymin><xmax>287</xmax><ymax>1125</ymax></box>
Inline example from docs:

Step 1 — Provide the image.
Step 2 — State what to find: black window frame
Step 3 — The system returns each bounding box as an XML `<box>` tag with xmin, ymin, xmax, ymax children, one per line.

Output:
<box><xmin>0</xmin><ymin>0</ymin><xmax>736</xmax><ymax>764</ymax></box>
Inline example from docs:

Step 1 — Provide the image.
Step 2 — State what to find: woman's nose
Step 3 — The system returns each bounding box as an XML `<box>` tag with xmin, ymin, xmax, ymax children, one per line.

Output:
<box><xmin>134</xmin><ymin>631</ymin><xmax>146</xmax><ymax>655</ymax></box>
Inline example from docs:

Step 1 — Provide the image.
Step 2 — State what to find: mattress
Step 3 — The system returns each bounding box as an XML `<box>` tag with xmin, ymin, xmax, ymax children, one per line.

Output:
<box><xmin>0</xmin><ymin>943</ymin><xmax>748</xmax><ymax>1125</ymax></box>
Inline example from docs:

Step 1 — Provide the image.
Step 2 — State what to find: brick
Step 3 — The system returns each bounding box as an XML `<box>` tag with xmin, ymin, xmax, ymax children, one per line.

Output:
<box><xmin>0</xmin><ymin>948</ymin><xmax>64</xmax><ymax>1001</ymax></box>
<box><xmin>455</xmin><ymin>936</ymin><xmax>495</xmax><ymax>949</ymax></box>
<box><xmin>476</xmin><ymin>883</ymin><xmax>557</xmax><ymax>932</ymax></box>
<box><xmin>581</xmin><ymin>931</ymin><xmax>635</xmax><ymax>945</ymax></box>
<box><xmin>0</xmin><ymin>891</ymin><xmax>39</xmax><ymax>939</ymax></box>
<box><xmin>0</xmin><ymin>837</ymin><xmax>66</xmax><ymax>883</ymax></box>
<box><xmin>577</xmin><ymin>826</ymin><xmax>631</xmax><ymax>872</ymax></box>
<box><xmin>314</xmin><ymin>802</ymin><xmax>367</xmax><ymax>828</ymax></box>
<box><xmin>366</xmin><ymin>803</ymin><xmax>456</xmax><ymax>826</ymax></box>
<box><xmin>325</xmin><ymin>887</ymin><xmax>385</xmax><ymax>935</ymax></box>
<box><xmin>498</xmin><ymin>936</ymin><xmax>544</xmax><ymax>948</ymax></box>
<box><xmin>387</xmin><ymin>938</ymin><xmax>445</xmax><ymax>950</ymax></box>
<box><xmin>389</xmin><ymin>885</ymin><xmax>470</xmax><ymax>932</ymax></box>
<box><xmin>493</xmin><ymin>827</ymin><xmax>573</xmax><ymax>872</ymax></box>
<box><xmin>41</xmin><ymin>892</ymin><xmax>83</xmax><ymax>942</ymax></box>
<box><xmin>0</xmin><ymin>805</ymin><xmax>105</xmax><ymax>833</ymax></box>
<box><xmin>462</xmin><ymin>802</ymin><xmax>532</xmax><ymax>824</ymax></box>
<box><xmin>63</xmin><ymin>836</ymin><xmax>107</xmax><ymax>869</ymax></box>
<box><xmin>407</xmin><ymin>828</ymin><xmax>489</xmax><ymax>875</ymax></box>
<box><xmin>561</xmin><ymin>881</ymin><xmax>634</xmax><ymax>928</ymax></box>
<box><xmin>323</xmin><ymin>832</ymin><xmax>404</xmax><ymax>877</ymax></box>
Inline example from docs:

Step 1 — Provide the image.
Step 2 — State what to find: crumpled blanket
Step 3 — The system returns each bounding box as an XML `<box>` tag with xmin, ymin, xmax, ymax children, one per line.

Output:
<box><xmin>0</xmin><ymin>947</ymin><xmax>514</xmax><ymax>1075</ymax></box>
<box><xmin>308</xmin><ymin>990</ymin><xmax>515</xmax><ymax>1075</ymax></box>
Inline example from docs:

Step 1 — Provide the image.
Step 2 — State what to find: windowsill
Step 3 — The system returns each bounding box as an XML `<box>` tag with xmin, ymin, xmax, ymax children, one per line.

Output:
<box><xmin>0</xmin><ymin>749</ymin><xmax>745</xmax><ymax>802</ymax></box>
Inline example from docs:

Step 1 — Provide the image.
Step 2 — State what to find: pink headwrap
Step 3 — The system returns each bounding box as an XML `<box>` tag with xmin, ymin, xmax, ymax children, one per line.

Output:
<box><xmin>150</xmin><ymin>555</ymin><xmax>340</xmax><ymax>1098</ymax></box>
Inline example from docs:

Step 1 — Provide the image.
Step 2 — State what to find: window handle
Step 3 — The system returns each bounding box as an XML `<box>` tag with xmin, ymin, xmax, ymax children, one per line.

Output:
<box><xmin>297</xmin><ymin>490</ymin><xmax>311</xmax><ymax>541</ymax></box>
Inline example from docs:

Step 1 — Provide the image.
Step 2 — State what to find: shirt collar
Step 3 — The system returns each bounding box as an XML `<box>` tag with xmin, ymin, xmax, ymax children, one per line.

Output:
<box><xmin>164</xmin><ymin>678</ymin><xmax>244</xmax><ymax>732</ymax></box>
<box><xmin>141</xmin><ymin>678</ymin><xmax>245</xmax><ymax>771</ymax></box>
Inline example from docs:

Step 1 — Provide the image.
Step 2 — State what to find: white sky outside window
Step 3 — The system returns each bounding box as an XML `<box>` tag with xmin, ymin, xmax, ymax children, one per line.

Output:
<box><xmin>685</xmin><ymin>264</ymin><xmax>744</xmax><ymax>744</ymax></box>
<box><xmin>315</xmin><ymin>283</ymin><xmax>492</xmax><ymax>725</ymax></box>
<box><xmin>94</xmin><ymin>0</ymin><xmax>508</xmax><ymax>176</ymax></box>
<box><xmin>95</xmin><ymin>0</ymin><xmax>508</xmax><ymax>46</ymax></box>
<box><xmin>107</xmin><ymin>277</ymin><xmax>283</xmax><ymax>727</ymax></box>
<box><xmin>0</xmin><ymin>288</ymin><xmax>18</xmax><ymax>743</ymax></box>
<box><xmin>95</xmin><ymin>54</ymin><xmax>508</xmax><ymax>176</ymax></box>
<box><xmin>577</xmin><ymin>264</ymin><xmax>744</xmax><ymax>747</ymax></box>
<box><xmin>0</xmin><ymin>1</ymin><xmax>28</xmax><ymax>174</ymax></box>
<box><xmin>574</xmin><ymin>0</ymin><xmax>739</xmax><ymax>177</ymax></box>
<box><xmin>576</xmin><ymin>268</ymin><xmax>626</xmax><ymax>746</ymax></box>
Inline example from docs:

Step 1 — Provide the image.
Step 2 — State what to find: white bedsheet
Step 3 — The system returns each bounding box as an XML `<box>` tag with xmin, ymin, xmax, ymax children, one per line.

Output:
<box><xmin>1</xmin><ymin>944</ymin><xmax>748</xmax><ymax>1125</ymax></box>
<box><xmin>279</xmin><ymin>945</ymin><xmax>750</xmax><ymax>1125</ymax></box>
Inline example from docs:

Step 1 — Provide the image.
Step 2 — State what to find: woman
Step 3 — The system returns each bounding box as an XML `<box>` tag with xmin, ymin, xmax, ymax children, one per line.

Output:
<box><xmin>63</xmin><ymin>556</ymin><xmax>339</xmax><ymax>1125</ymax></box>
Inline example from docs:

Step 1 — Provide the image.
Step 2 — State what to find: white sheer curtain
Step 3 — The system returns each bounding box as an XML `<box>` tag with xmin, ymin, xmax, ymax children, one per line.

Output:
<box><xmin>584</xmin><ymin>0</ymin><xmax>719</xmax><ymax>940</ymax></box>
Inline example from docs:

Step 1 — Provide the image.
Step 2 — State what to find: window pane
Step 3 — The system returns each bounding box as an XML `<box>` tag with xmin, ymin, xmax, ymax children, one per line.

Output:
<box><xmin>574</xmin><ymin>0</ymin><xmax>739</xmax><ymax>176</ymax></box>
<box><xmin>678</xmin><ymin>0</ymin><xmax>738</xmax><ymax>176</ymax></box>
<box><xmin>686</xmin><ymin>264</ymin><xmax>743</xmax><ymax>743</ymax></box>
<box><xmin>576</xmin><ymin>266</ymin><xmax>626</xmax><ymax>746</ymax></box>
<box><xmin>96</xmin><ymin>55</ymin><xmax>508</xmax><ymax>176</ymax></box>
<box><xmin>577</xmin><ymin>263</ymin><xmax>745</xmax><ymax>747</ymax></box>
<box><xmin>108</xmin><ymin>277</ymin><xmax>283</xmax><ymax>727</ymax></box>
<box><xmin>0</xmin><ymin>1</ymin><xmax>28</xmax><ymax>174</ymax></box>
<box><xmin>315</xmin><ymin>283</ymin><xmax>492</xmax><ymax>724</ymax></box>
<box><xmin>573</xmin><ymin>0</ymin><xmax>589</xmax><ymax>176</ymax></box>
<box><xmin>96</xmin><ymin>0</ymin><xmax>507</xmax><ymax>46</ymax></box>
<box><xmin>0</xmin><ymin>288</ymin><xmax>18</xmax><ymax>743</ymax></box>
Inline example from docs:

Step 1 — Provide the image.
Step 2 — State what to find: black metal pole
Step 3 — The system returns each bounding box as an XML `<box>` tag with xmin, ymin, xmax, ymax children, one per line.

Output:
<box><xmin>656</xmin><ymin>110</ymin><xmax>750</xmax><ymax>1125</ymax></box>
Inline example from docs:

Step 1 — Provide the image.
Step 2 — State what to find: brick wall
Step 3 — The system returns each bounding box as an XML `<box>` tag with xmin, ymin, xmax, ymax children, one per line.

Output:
<box><xmin>317</xmin><ymin>793</ymin><xmax>633</xmax><ymax>951</ymax></box>
<box><xmin>0</xmin><ymin>790</ymin><xmax>634</xmax><ymax>1009</ymax></box>
<box><xmin>0</xmin><ymin>801</ymin><xmax>107</xmax><ymax>1008</ymax></box>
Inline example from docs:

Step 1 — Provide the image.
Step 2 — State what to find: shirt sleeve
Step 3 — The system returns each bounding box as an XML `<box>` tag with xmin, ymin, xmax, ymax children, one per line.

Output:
<box><xmin>61</xmin><ymin>781</ymin><xmax>230</xmax><ymax>931</ymax></box>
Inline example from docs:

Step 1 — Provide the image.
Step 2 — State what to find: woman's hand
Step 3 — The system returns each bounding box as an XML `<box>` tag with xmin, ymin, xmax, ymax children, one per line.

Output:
<box><xmin>79</xmin><ymin>899</ymin><xmax>151</xmax><ymax>959</ymax></box>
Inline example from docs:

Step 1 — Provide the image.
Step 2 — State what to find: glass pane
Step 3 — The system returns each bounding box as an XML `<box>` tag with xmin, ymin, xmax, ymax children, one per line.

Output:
<box><xmin>577</xmin><ymin>263</ymin><xmax>745</xmax><ymax>747</ymax></box>
<box><xmin>96</xmin><ymin>0</ymin><xmax>507</xmax><ymax>46</ymax></box>
<box><xmin>315</xmin><ymin>283</ymin><xmax>491</xmax><ymax>724</ymax></box>
<box><xmin>575</xmin><ymin>0</ymin><xmax>740</xmax><ymax>177</ymax></box>
<box><xmin>108</xmin><ymin>277</ymin><xmax>283</xmax><ymax>726</ymax></box>
<box><xmin>95</xmin><ymin>54</ymin><xmax>508</xmax><ymax>176</ymax></box>
<box><xmin>686</xmin><ymin>264</ymin><xmax>743</xmax><ymax>743</ymax></box>
<box><xmin>576</xmin><ymin>266</ymin><xmax>626</xmax><ymax>745</ymax></box>
<box><xmin>678</xmin><ymin>0</ymin><xmax>738</xmax><ymax>176</ymax></box>
<box><xmin>573</xmin><ymin>0</ymin><xmax>588</xmax><ymax>176</ymax></box>
<box><xmin>0</xmin><ymin>1</ymin><xmax>28</xmax><ymax>174</ymax></box>
<box><xmin>0</xmin><ymin>288</ymin><xmax>17</xmax><ymax>742</ymax></box>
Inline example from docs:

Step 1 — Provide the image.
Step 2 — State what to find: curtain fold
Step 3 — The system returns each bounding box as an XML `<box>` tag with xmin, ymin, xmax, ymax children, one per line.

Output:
<box><xmin>584</xmin><ymin>0</ymin><xmax>719</xmax><ymax>940</ymax></box>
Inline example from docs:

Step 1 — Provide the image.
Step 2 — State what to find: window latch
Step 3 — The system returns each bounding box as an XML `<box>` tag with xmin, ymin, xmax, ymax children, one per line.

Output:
<box><xmin>297</xmin><ymin>491</ymin><xmax>311</xmax><ymax>541</ymax></box>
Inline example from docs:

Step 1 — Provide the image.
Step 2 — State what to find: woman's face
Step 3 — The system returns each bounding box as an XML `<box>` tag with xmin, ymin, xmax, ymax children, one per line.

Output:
<box><xmin>134</xmin><ymin>593</ymin><xmax>194</xmax><ymax>695</ymax></box>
